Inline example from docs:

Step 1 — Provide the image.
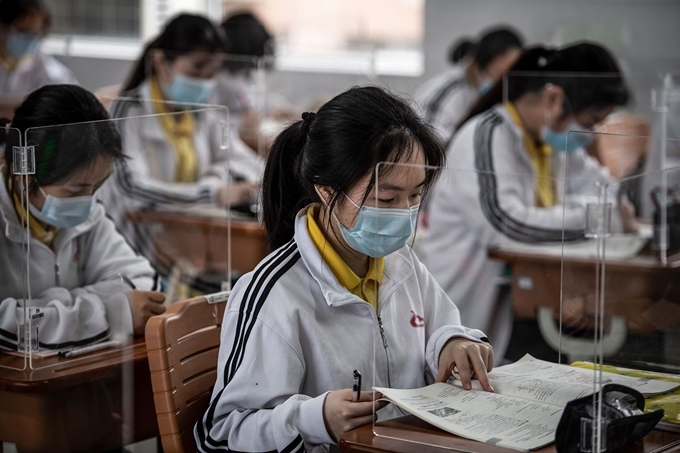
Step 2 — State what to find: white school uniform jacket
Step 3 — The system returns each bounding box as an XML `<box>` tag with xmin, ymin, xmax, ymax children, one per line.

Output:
<box><xmin>415</xmin><ymin>65</ymin><xmax>476</xmax><ymax>144</ymax></box>
<box><xmin>0</xmin><ymin>173</ymin><xmax>155</xmax><ymax>350</ymax></box>
<box><xmin>100</xmin><ymin>81</ymin><xmax>265</xmax><ymax>252</ymax></box>
<box><xmin>194</xmin><ymin>206</ymin><xmax>488</xmax><ymax>453</ymax></box>
<box><xmin>0</xmin><ymin>51</ymin><xmax>76</xmax><ymax>96</ymax></box>
<box><xmin>418</xmin><ymin>104</ymin><xmax>613</xmax><ymax>361</ymax></box>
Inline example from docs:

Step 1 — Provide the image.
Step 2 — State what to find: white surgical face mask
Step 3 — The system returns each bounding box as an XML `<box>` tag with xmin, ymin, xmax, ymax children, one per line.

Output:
<box><xmin>334</xmin><ymin>193</ymin><xmax>419</xmax><ymax>258</ymax></box>
<box><xmin>29</xmin><ymin>187</ymin><xmax>96</xmax><ymax>228</ymax></box>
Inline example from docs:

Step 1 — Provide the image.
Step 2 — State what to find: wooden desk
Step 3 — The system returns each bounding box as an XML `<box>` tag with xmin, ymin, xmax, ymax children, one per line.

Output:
<box><xmin>127</xmin><ymin>210</ymin><xmax>269</xmax><ymax>276</ymax></box>
<box><xmin>488</xmin><ymin>247</ymin><xmax>680</xmax><ymax>333</ymax></box>
<box><xmin>340</xmin><ymin>415</ymin><xmax>680</xmax><ymax>453</ymax></box>
<box><xmin>0</xmin><ymin>338</ymin><xmax>158</xmax><ymax>453</ymax></box>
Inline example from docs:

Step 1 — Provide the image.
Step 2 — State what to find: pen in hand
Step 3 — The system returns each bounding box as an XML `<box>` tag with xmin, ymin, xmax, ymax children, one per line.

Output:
<box><xmin>352</xmin><ymin>369</ymin><xmax>362</xmax><ymax>402</ymax></box>
<box><xmin>119</xmin><ymin>273</ymin><xmax>137</xmax><ymax>290</ymax></box>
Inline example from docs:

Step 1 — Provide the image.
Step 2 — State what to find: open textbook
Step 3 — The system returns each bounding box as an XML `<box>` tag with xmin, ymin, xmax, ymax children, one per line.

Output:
<box><xmin>375</xmin><ymin>354</ymin><xmax>679</xmax><ymax>451</ymax></box>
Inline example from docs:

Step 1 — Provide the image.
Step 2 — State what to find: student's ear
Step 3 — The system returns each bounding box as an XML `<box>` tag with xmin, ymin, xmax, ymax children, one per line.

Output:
<box><xmin>314</xmin><ymin>185</ymin><xmax>334</xmax><ymax>206</ymax></box>
<box><xmin>151</xmin><ymin>50</ymin><xmax>171</xmax><ymax>85</ymax></box>
<box><xmin>542</xmin><ymin>84</ymin><xmax>565</xmax><ymax>110</ymax></box>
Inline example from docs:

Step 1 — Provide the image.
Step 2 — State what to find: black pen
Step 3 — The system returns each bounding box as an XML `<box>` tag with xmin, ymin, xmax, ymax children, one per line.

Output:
<box><xmin>118</xmin><ymin>273</ymin><xmax>137</xmax><ymax>290</ymax></box>
<box><xmin>352</xmin><ymin>370</ymin><xmax>362</xmax><ymax>402</ymax></box>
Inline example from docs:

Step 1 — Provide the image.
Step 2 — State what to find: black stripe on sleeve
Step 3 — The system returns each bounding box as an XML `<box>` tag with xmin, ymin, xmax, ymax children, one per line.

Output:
<box><xmin>425</xmin><ymin>76</ymin><xmax>465</xmax><ymax>123</ymax></box>
<box><xmin>195</xmin><ymin>241</ymin><xmax>301</xmax><ymax>453</ymax></box>
<box><xmin>473</xmin><ymin>111</ymin><xmax>585</xmax><ymax>243</ymax></box>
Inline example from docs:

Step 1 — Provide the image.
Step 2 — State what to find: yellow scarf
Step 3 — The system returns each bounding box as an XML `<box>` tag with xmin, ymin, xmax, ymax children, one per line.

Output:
<box><xmin>7</xmin><ymin>176</ymin><xmax>56</xmax><ymax>246</ymax></box>
<box><xmin>150</xmin><ymin>77</ymin><xmax>198</xmax><ymax>183</ymax></box>
<box><xmin>505</xmin><ymin>102</ymin><xmax>555</xmax><ymax>207</ymax></box>
<box><xmin>307</xmin><ymin>205</ymin><xmax>385</xmax><ymax>310</ymax></box>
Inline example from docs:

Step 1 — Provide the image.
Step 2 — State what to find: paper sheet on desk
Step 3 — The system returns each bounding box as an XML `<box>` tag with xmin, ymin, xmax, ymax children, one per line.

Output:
<box><xmin>499</xmin><ymin>234</ymin><xmax>648</xmax><ymax>260</ymax></box>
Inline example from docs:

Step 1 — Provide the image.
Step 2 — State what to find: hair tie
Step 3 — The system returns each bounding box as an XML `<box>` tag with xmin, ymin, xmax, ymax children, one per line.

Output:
<box><xmin>301</xmin><ymin>111</ymin><xmax>316</xmax><ymax>137</ymax></box>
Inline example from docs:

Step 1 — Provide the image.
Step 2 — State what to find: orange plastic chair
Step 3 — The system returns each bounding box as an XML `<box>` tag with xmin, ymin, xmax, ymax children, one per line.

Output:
<box><xmin>146</xmin><ymin>297</ymin><xmax>227</xmax><ymax>453</ymax></box>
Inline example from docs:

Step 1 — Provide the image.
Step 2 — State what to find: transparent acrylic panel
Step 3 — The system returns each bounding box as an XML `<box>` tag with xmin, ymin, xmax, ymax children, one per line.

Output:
<box><xmin>585</xmin><ymin>164</ymin><xmax>680</xmax><ymax>451</ymax></box>
<box><xmin>559</xmin><ymin>132</ymin><xmax>680</xmax><ymax>452</ymax></box>
<box><xmin>101</xmin><ymin>97</ymin><xmax>265</xmax><ymax>302</ymax></box>
<box><xmin>0</xmin><ymin>126</ymin><xmax>31</xmax><ymax>372</ymax></box>
<box><xmin>641</xmin><ymin>73</ymin><xmax>680</xmax><ymax>219</ymax></box>
<box><xmin>371</xmin><ymin>160</ymin><xmax>566</xmax><ymax>450</ymax></box>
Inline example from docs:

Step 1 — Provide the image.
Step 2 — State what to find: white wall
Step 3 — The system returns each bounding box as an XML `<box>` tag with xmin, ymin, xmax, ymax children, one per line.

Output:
<box><xmin>59</xmin><ymin>0</ymin><xmax>680</xmax><ymax>114</ymax></box>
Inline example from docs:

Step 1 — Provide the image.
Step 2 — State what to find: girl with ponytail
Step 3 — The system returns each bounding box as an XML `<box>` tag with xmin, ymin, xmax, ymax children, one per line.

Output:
<box><xmin>102</xmin><ymin>14</ymin><xmax>264</xmax><ymax>257</ymax></box>
<box><xmin>420</xmin><ymin>42</ymin><xmax>633</xmax><ymax>363</ymax></box>
<box><xmin>195</xmin><ymin>86</ymin><xmax>494</xmax><ymax>451</ymax></box>
<box><xmin>415</xmin><ymin>25</ymin><xmax>524</xmax><ymax>144</ymax></box>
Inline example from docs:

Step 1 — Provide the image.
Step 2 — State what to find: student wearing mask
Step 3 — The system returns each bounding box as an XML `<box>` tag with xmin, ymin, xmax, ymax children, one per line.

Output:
<box><xmin>195</xmin><ymin>86</ymin><xmax>494</xmax><ymax>452</ymax></box>
<box><xmin>0</xmin><ymin>0</ymin><xmax>76</xmax><ymax>115</ymax></box>
<box><xmin>102</xmin><ymin>14</ymin><xmax>264</xmax><ymax>256</ymax></box>
<box><xmin>416</xmin><ymin>26</ymin><xmax>523</xmax><ymax>144</ymax></box>
<box><xmin>0</xmin><ymin>85</ymin><xmax>164</xmax><ymax>350</ymax></box>
<box><xmin>419</xmin><ymin>43</ymin><xmax>632</xmax><ymax>363</ymax></box>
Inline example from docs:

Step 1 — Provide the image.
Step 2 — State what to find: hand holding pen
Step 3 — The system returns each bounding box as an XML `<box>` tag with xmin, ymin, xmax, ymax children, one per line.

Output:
<box><xmin>120</xmin><ymin>273</ymin><xmax>167</xmax><ymax>336</ymax></box>
<box><xmin>321</xmin><ymin>370</ymin><xmax>388</xmax><ymax>442</ymax></box>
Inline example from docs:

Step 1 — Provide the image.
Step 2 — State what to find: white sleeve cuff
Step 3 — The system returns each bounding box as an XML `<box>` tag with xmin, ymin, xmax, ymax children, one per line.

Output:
<box><xmin>426</xmin><ymin>325</ymin><xmax>488</xmax><ymax>378</ymax></box>
<box><xmin>297</xmin><ymin>391</ymin><xmax>334</xmax><ymax>445</ymax></box>
<box><xmin>101</xmin><ymin>292</ymin><xmax>134</xmax><ymax>344</ymax></box>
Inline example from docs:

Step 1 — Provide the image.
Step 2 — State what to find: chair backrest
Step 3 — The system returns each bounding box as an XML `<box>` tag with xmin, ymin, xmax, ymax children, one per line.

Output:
<box><xmin>146</xmin><ymin>297</ymin><xmax>226</xmax><ymax>453</ymax></box>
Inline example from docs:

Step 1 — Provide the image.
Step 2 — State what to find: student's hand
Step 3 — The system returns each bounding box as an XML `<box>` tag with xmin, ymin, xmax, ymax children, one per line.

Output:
<box><xmin>437</xmin><ymin>338</ymin><xmax>495</xmax><ymax>392</ymax></box>
<box><xmin>618</xmin><ymin>194</ymin><xmax>639</xmax><ymax>234</ymax></box>
<box><xmin>217</xmin><ymin>182</ymin><xmax>259</xmax><ymax>208</ymax></box>
<box><xmin>126</xmin><ymin>291</ymin><xmax>166</xmax><ymax>335</ymax></box>
<box><xmin>322</xmin><ymin>389</ymin><xmax>389</xmax><ymax>442</ymax></box>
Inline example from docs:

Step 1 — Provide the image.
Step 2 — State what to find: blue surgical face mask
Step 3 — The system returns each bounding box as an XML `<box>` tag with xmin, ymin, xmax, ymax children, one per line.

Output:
<box><xmin>6</xmin><ymin>33</ymin><xmax>41</xmax><ymax>60</ymax></box>
<box><xmin>164</xmin><ymin>73</ymin><xmax>216</xmax><ymax>105</ymax></box>
<box><xmin>541</xmin><ymin>121</ymin><xmax>594</xmax><ymax>154</ymax></box>
<box><xmin>29</xmin><ymin>187</ymin><xmax>97</xmax><ymax>229</ymax></box>
<box><xmin>334</xmin><ymin>194</ymin><xmax>419</xmax><ymax>258</ymax></box>
<box><xmin>477</xmin><ymin>77</ymin><xmax>493</xmax><ymax>95</ymax></box>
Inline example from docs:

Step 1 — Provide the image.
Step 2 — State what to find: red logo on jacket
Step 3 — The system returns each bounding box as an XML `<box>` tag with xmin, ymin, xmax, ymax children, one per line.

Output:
<box><xmin>410</xmin><ymin>310</ymin><xmax>425</xmax><ymax>328</ymax></box>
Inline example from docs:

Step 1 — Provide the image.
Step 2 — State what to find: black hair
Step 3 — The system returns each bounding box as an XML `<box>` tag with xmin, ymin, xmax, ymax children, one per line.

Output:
<box><xmin>460</xmin><ymin>42</ymin><xmax>631</xmax><ymax>128</ymax></box>
<box><xmin>449</xmin><ymin>39</ymin><xmax>475</xmax><ymax>64</ymax></box>
<box><xmin>220</xmin><ymin>12</ymin><xmax>273</xmax><ymax>73</ymax></box>
<box><xmin>2</xmin><ymin>85</ymin><xmax>124</xmax><ymax>190</ymax></box>
<box><xmin>122</xmin><ymin>14</ymin><xmax>226</xmax><ymax>92</ymax></box>
<box><xmin>221</xmin><ymin>12</ymin><xmax>272</xmax><ymax>58</ymax></box>
<box><xmin>449</xmin><ymin>26</ymin><xmax>523</xmax><ymax>68</ymax></box>
<box><xmin>262</xmin><ymin>86</ymin><xmax>445</xmax><ymax>249</ymax></box>
<box><xmin>0</xmin><ymin>0</ymin><xmax>50</xmax><ymax>28</ymax></box>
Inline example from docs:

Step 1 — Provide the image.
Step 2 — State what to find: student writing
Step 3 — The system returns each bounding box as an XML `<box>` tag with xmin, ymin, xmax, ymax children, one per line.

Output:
<box><xmin>0</xmin><ymin>85</ymin><xmax>165</xmax><ymax>350</ymax></box>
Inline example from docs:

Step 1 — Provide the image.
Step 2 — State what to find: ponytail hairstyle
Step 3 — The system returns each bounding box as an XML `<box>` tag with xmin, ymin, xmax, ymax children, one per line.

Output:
<box><xmin>122</xmin><ymin>14</ymin><xmax>227</xmax><ymax>93</ymax></box>
<box><xmin>449</xmin><ymin>38</ymin><xmax>476</xmax><ymax>64</ymax></box>
<box><xmin>262</xmin><ymin>86</ymin><xmax>446</xmax><ymax>249</ymax></box>
<box><xmin>448</xmin><ymin>26</ymin><xmax>523</xmax><ymax>67</ymax></box>
<box><xmin>460</xmin><ymin>42</ymin><xmax>630</xmax><ymax>128</ymax></box>
<box><xmin>0</xmin><ymin>0</ymin><xmax>51</xmax><ymax>30</ymax></box>
<box><xmin>2</xmin><ymin>85</ymin><xmax>124</xmax><ymax>191</ymax></box>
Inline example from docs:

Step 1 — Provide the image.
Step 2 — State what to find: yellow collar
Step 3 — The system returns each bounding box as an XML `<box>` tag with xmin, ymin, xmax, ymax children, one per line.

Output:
<box><xmin>306</xmin><ymin>205</ymin><xmax>384</xmax><ymax>291</ymax></box>
<box><xmin>149</xmin><ymin>77</ymin><xmax>198</xmax><ymax>182</ymax></box>
<box><xmin>504</xmin><ymin>102</ymin><xmax>555</xmax><ymax>207</ymax></box>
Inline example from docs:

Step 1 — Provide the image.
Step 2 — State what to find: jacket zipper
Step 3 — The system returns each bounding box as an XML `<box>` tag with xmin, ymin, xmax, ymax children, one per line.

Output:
<box><xmin>376</xmin><ymin>313</ymin><xmax>392</xmax><ymax>388</ymax></box>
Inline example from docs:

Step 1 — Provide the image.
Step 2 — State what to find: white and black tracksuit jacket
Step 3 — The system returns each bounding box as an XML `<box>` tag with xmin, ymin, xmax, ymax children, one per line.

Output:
<box><xmin>419</xmin><ymin>104</ymin><xmax>615</xmax><ymax>361</ymax></box>
<box><xmin>194</xmin><ymin>206</ymin><xmax>488</xmax><ymax>452</ymax></box>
